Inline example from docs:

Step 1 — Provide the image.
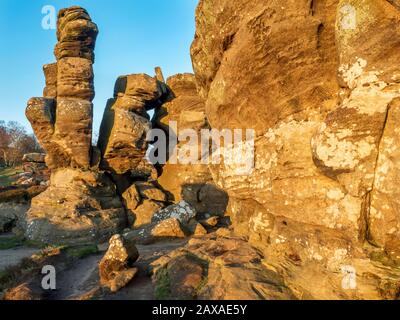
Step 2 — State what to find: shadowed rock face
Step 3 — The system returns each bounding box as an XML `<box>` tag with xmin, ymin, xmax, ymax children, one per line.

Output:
<box><xmin>191</xmin><ymin>0</ymin><xmax>400</xmax><ymax>299</ymax></box>
<box><xmin>25</xmin><ymin>7</ymin><xmax>125</xmax><ymax>245</ymax></box>
<box><xmin>154</xmin><ymin>74</ymin><xmax>229</xmax><ymax>216</ymax></box>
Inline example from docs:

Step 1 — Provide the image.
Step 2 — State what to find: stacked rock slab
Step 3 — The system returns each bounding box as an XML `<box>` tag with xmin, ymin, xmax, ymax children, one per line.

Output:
<box><xmin>98</xmin><ymin>73</ymin><xmax>167</xmax><ymax>178</ymax></box>
<box><xmin>191</xmin><ymin>0</ymin><xmax>400</xmax><ymax>299</ymax></box>
<box><xmin>97</xmin><ymin>71</ymin><xmax>170</xmax><ymax>228</ymax></box>
<box><xmin>25</xmin><ymin>7</ymin><xmax>125</xmax><ymax>245</ymax></box>
<box><xmin>20</xmin><ymin>153</ymin><xmax>49</xmax><ymax>186</ymax></box>
<box><xmin>123</xmin><ymin>181</ymin><xmax>171</xmax><ymax>228</ymax></box>
<box><xmin>154</xmin><ymin>74</ymin><xmax>228</xmax><ymax>216</ymax></box>
<box><xmin>27</xmin><ymin>6</ymin><xmax>97</xmax><ymax>169</ymax></box>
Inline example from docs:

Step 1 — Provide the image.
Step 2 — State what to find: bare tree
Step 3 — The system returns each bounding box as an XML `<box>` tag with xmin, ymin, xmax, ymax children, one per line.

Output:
<box><xmin>0</xmin><ymin>121</ymin><xmax>43</xmax><ymax>167</ymax></box>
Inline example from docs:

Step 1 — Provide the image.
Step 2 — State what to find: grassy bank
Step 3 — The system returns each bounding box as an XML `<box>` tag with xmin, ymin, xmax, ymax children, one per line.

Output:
<box><xmin>0</xmin><ymin>167</ymin><xmax>23</xmax><ymax>187</ymax></box>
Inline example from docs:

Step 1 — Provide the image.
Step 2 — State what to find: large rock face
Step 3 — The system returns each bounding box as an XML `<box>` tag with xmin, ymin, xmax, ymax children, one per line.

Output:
<box><xmin>191</xmin><ymin>0</ymin><xmax>400</xmax><ymax>299</ymax></box>
<box><xmin>25</xmin><ymin>7</ymin><xmax>125</xmax><ymax>244</ymax></box>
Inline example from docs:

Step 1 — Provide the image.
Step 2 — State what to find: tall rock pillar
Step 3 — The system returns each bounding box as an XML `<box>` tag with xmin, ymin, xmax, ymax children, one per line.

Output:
<box><xmin>25</xmin><ymin>7</ymin><xmax>126</xmax><ymax>245</ymax></box>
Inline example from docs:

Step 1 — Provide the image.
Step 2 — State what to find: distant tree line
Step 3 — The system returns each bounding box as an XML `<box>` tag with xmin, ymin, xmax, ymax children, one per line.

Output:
<box><xmin>0</xmin><ymin>121</ymin><xmax>43</xmax><ymax>167</ymax></box>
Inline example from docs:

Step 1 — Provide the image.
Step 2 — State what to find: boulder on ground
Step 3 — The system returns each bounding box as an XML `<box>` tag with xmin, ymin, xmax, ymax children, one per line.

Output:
<box><xmin>99</xmin><ymin>234</ymin><xmax>139</xmax><ymax>292</ymax></box>
<box><xmin>151</xmin><ymin>218</ymin><xmax>186</xmax><ymax>239</ymax></box>
<box><xmin>152</xmin><ymin>201</ymin><xmax>196</xmax><ymax>225</ymax></box>
<box><xmin>130</xmin><ymin>199</ymin><xmax>164</xmax><ymax>228</ymax></box>
<box><xmin>123</xmin><ymin>217</ymin><xmax>187</xmax><ymax>245</ymax></box>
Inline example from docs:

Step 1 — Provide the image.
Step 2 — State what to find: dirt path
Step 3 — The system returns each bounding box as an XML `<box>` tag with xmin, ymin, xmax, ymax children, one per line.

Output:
<box><xmin>48</xmin><ymin>240</ymin><xmax>187</xmax><ymax>300</ymax></box>
<box><xmin>0</xmin><ymin>234</ymin><xmax>39</xmax><ymax>271</ymax></box>
<box><xmin>0</xmin><ymin>247</ymin><xmax>39</xmax><ymax>271</ymax></box>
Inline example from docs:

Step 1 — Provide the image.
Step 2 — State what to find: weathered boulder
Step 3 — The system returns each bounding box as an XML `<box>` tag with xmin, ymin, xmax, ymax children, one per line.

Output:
<box><xmin>121</xmin><ymin>182</ymin><xmax>167</xmax><ymax>228</ymax></box>
<box><xmin>153</xmin><ymin>254</ymin><xmax>206</xmax><ymax>300</ymax></box>
<box><xmin>130</xmin><ymin>199</ymin><xmax>163</xmax><ymax>228</ymax></box>
<box><xmin>123</xmin><ymin>217</ymin><xmax>187</xmax><ymax>245</ymax></box>
<box><xmin>152</xmin><ymin>201</ymin><xmax>196</xmax><ymax>225</ymax></box>
<box><xmin>2</xmin><ymin>283</ymin><xmax>42</xmax><ymax>301</ymax></box>
<box><xmin>19</xmin><ymin>153</ymin><xmax>49</xmax><ymax>186</ymax></box>
<box><xmin>55</xmin><ymin>6</ymin><xmax>98</xmax><ymax>62</ymax></box>
<box><xmin>151</xmin><ymin>218</ymin><xmax>186</xmax><ymax>239</ymax></box>
<box><xmin>121</xmin><ymin>184</ymin><xmax>141</xmax><ymax>213</ymax></box>
<box><xmin>151</xmin><ymin>235</ymin><xmax>296</xmax><ymax>300</ymax></box>
<box><xmin>187</xmin><ymin>219</ymin><xmax>208</xmax><ymax>236</ymax></box>
<box><xmin>134</xmin><ymin>181</ymin><xmax>167</xmax><ymax>202</ymax></box>
<box><xmin>99</xmin><ymin>234</ymin><xmax>139</xmax><ymax>292</ymax></box>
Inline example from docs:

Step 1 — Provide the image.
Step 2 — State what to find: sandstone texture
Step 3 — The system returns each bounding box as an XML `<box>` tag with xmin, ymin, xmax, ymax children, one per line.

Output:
<box><xmin>20</xmin><ymin>153</ymin><xmax>49</xmax><ymax>186</ymax></box>
<box><xmin>189</xmin><ymin>0</ymin><xmax>400</xmax><ymax>299</ymax></box>
<box><xmin>152</xmin><ymin>201</ymin><xmax>196</xmax><ymax>225</ymax></box>
<box><xmin>151</xmin><ymin>235</ymin><xmax>296</xmax><ymax>300</ymax></box>
<box><xmin>25</xmin><ymin>169</ymin><xmax>126</xmax><ymax>244</ymax></box>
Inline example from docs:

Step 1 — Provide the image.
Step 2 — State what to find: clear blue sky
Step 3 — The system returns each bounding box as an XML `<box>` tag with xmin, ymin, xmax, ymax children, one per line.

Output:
<box><xmin>0</xmin><ymin>0</ymin><xmax>198</xmax><ymax>133</ymax></box>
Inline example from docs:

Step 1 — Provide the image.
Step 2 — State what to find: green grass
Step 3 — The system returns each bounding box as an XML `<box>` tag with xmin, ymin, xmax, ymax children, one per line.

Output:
<box><xmin>66</xmin><ymin>244</ymin><xmax>98</xmax><ymax>259</ymax></box>
<box><xmin>0</xmin><ymin>167</ymin><xmax>23</xmax><ymax>187</ymax></box>
<box><xmin>0</xmin><ymin>236</ymin><xmax>24</xmax><ymax>250</ymax></box>
<box><xmin>154</xmin><ymin>268</ymin><xmax>171</xmax><ymax>300</ymax></box>
<box><xmin>0</xmin><ymin>236</ymin><xmax>61</xmax><ymax>251</ymax></box>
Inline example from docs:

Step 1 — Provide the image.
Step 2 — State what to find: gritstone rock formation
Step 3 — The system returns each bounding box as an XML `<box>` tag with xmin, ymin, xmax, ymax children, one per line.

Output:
<box><xmin>20</xmin><ymin>1</ymin><xmax>400</xmax><ymax>300</ymax></box>
<box><xmin>188</xmin><ymin>0</ymin><xmax>400</xmax><ymax>299</ymax></box>
<box><xmin>25</xmin><ymin>7</ymin><xmax>125</xmax><ymax>245</ymax></box>
<box><xmin>98</xmin><ymin>73</ymin><xmax>166</xmax><ymax>177</ymax></box>
<box><xmin>97</xmin><ymin>71</ymin><xmax>169</xmax><ymax>228</ymax></box>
